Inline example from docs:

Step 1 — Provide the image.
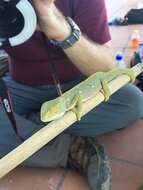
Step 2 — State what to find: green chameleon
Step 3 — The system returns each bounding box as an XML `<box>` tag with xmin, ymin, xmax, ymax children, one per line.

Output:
<box><xmin>40</xmin><ymin>68</ymin><xmax>135</xmax><ymax>122</ymax></box>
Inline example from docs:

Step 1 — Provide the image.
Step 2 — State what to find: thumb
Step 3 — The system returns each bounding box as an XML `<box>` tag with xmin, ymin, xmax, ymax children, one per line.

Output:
<box><xmin>33</xmin><ymin>0</ymin><xmax>55</xmax><ymax>8</ymax></box>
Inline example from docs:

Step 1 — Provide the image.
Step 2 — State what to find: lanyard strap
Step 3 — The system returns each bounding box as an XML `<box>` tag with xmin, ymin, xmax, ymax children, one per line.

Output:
<box><xmin>41</xmin><ymin>33</ymin><xmax>63</xmax><ymax>96</ymax></box>
<box><xmin>0</xmin><ymin>34</ymin><xmax>63</xmax><ymax>140</ymax></box>
<box><xmin>0</xmin><ymin>78</ymin><xmax>22</xmax><ymax>139</ymax></box>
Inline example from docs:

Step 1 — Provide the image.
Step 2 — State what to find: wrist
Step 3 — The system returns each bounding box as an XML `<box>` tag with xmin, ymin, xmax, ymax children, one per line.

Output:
<box><xmin>53</xmin><ymin>21</ymin><xmax>71</xmax><ymax>41</ymax></box>
<box><xmin>40</xmin><ymin>6</ymin><xmax>71</xmax><ymax>41</ymax></box>
<box><xmin>50</xmin><ymin>17</ymin><xmax>81</xmax><ymax>49</ymax></box>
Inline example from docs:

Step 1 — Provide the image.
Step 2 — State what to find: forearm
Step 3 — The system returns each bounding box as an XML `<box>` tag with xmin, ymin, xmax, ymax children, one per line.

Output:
<box><xmin>64</xmin><ymin>35</ymin><xmax>115</xmax><ymax>76</ymax></box>
<box><xmin>33</xmin><ymin>0</ymin><xmax>115</xmax><ymax>76</ymax></box>
<box><xmin>42</xmin><ymin>6</ymin><xmax>115</xmax><ymax>75</ymax></box>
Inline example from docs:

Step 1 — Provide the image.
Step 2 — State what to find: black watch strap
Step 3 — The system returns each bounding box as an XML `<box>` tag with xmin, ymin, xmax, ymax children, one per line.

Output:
<box><xmin>50</xmin><ymin>17</ymin><xmax>81</xmax><ymax>49</ymax></box>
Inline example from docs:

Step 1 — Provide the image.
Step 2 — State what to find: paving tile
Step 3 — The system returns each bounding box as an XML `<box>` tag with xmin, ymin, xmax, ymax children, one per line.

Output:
<box><xmin>111</xmin><ymin>159</ymin><xmax>143</xmax><ymax>190</ymax></box>
<box><xmin>0</xmin><ymin>167</ymin><xmax>90</xmax><ymax>190</ymax></box>
<box><xmin>97</xmin><ymin>119</ymin><xmax>143</xmax><ymax>166</ymax></box>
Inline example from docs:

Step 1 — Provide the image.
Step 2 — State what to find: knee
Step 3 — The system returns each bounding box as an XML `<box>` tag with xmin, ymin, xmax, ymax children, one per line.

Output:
<box><xmin>117</xmin><ymin>84</ymin><xmax>143</xmax><ymax>119</ymax></box>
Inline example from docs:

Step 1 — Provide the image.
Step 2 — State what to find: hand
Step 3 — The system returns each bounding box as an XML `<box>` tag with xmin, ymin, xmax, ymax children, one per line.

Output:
<box><xmin>33</xmin><ymin>0</ymin><xmax>71</xmax><ymax>40</ymax></box>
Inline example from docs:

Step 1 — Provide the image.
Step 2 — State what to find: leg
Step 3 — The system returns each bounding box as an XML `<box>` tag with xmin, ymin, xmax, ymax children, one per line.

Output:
<box><xmin>64</xmin><ymin>82</ymin><xmax>143</xmax><ymax>190</ymax></box>
<box><xmin>100</xmin><ymin>79</ymin><xmax>110</xmax><ymax>101</ymax></box>
<box><xmin>2</xmin><ymin>75</ymin><xmax>58</xmax><ymax>114</ymax></box>
<box><xmin>97</xmin><ymin>118</ymin><xmax>143</xmax><ymax>190</ymax></box>
<box><xmin>65</xmin><ymin>84</ymin><xmax>143</xmax><ymax>136</ymax></box>
<box><xmin>0</xmin><ymin>104</ymin><xmax>71</xmax><ymax>167</ymax></box>
<box><xmin>0</xmin><ymin>75</ymin><xmax>71</xmax><ymax>167</ymax></box>
<box><xmin>61</xmin><ymin>78</ymin><xmax>143</xmax><ymax>190</ymax></box>
<box><xmin>71</xmin><ymin>95</ymin><xmax>83</xmax><ymax>121</ymax></box>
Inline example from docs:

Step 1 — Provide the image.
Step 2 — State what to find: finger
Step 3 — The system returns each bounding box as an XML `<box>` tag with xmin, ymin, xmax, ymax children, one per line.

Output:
<box><xmin>47</xmin><ymin>0</ymin><xmax>55</xmax><ymax>6</ymax></box>
<box><xmin>36</xmin><ymin>24</ymin><xmax>41</xmax><ymax>31</ymax></box>
<box><xmin>33</xmin><ymin>0</ymin><xmax>55</xmax><ymax>7</ymax></box>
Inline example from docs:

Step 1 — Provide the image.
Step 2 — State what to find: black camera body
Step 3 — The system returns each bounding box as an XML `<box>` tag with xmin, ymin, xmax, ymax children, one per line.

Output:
<box><xmin>0</xmin><ymin>0</ymin><xmax>37</xmax><ymax>47</ymax></box>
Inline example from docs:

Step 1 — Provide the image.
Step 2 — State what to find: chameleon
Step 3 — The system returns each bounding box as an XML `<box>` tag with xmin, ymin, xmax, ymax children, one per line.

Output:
<box><xmin>40</xmin><ymin>68</ymin><xmax>135</xmax><ymax>122</ymax></box>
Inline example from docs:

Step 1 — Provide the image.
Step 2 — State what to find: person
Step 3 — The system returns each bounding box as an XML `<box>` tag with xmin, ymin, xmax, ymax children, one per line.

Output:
<box><xmin>0</xmin><ymin>0</ymin><xmax>143</xmax><ymax>189</ymax></box>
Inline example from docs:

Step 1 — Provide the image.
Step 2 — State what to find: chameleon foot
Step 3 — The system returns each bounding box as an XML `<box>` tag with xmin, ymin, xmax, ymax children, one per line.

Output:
<box><xmin>100</xmin><ymin>79</ymin><xmax>110</xmax><ymax>101</ymax></box>
<box><xmin>71</xmin><ymin>95</ymin><xmax>83</xmax><ymax>121</ymax></box>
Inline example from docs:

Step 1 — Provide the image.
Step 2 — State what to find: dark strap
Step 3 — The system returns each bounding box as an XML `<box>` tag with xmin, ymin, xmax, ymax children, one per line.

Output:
<box><xmin>0</xmin><ymin>33</ymin><xmax>62</xmax><ymax>140</ymax></box>
<box><xmin>47</xmin><ymin>55</ymin><xmax>63</xmax><ymax>96</ymax></box>
<box><xmin>55</xmin><ymin>168</ymin><xmax>69</xmax><ymax>190</ymax></box>
<box><xmin>41</xmin><ymin>33</ymin><xmax>63</xmax><ymax>96</ymax></box>
<box><xmin>0</xmin><ymin>78</ymin><xmax>22</xmax><ymax>139</ymax></box>
<box><xmin>69</xmin><ymin>0</ymin><xmax>74</xmax><ymax>19</ymax></box>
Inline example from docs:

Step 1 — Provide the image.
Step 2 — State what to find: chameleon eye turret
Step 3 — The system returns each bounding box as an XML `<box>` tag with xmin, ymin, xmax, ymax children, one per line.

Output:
<box><xmin>0</xmin><ymin>0</ymin><xmax>37</xmax><ymax>47</ymax></box>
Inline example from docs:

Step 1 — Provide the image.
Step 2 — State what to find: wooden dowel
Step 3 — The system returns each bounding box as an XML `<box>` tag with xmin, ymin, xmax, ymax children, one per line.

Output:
<box><xmin>0</xmin><ymin>63</ymin><xmax>143</xmax><ymax>178</ymax></box>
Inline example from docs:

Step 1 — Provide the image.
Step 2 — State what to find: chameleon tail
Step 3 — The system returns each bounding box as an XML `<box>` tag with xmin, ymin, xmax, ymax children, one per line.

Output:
<box><xmin>100</xmin><ymin>68</ymin><xmax>135</xmax><ymax>102</ymax></box>
<box><xmin>110</xmin><ymin>68</ymin><xmax>135</xmax><ymax>83</ymax></box>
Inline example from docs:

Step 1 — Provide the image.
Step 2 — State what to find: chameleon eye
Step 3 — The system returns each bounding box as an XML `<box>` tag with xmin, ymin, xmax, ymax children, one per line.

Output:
<box><xmin>78</xmin><ymin>90</ymin><xmax>83</xmax><ymax>94</ymax></box>
<box><xmin>91</xmin><ymin>85</ymin><xmax>95</xmax><ymax>88</ymax></box>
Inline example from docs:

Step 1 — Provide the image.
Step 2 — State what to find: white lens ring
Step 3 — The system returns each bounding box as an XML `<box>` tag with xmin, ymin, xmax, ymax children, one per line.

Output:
<box><xmin>9</xmin><ymin>0</ymin><xmax>37</xmax><ymax>46</ymax></box>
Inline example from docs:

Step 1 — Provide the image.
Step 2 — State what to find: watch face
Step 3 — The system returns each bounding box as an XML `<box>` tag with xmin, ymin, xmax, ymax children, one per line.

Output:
<box><xmin>0</xmin><ymin>0</ymin><xmax>37</xmax><ymax>47</ymax></box>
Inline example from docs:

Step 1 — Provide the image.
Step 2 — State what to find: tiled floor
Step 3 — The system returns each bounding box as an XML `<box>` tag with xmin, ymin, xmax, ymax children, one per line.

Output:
<box><xmin>97</xmin><ymin>120</ymin><xmax>143</xmax><ymax>190</ymax></box>
<box><xmin>97</xmin><ymin>0</ymin><xmax>143</xmax><ymax>189</ymax></box>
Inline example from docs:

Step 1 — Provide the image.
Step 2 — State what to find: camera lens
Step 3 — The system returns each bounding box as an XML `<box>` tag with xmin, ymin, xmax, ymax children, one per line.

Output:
<box><xmin>0</xmin><ymin>1</ymin><xmax>24</xmax><ymax>39</ymax></box>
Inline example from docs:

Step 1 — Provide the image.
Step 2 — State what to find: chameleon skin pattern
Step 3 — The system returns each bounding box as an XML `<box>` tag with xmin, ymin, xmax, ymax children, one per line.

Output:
<box><xmin>40</xmin><ymin>68</ymin><xmax>135</xmax><ymax>122</ymax></box>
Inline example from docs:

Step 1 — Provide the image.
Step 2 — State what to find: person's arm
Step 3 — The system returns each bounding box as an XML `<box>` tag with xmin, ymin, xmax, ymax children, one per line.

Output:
<box><xmin>64</xmin><ymin>36</ymin><xmax>114</xmax><ymax>76</ymax></box>
<box><xmin>33</xmin><ymin>0</ymin><xmax>115</xmax><ymax>76</ymax></box>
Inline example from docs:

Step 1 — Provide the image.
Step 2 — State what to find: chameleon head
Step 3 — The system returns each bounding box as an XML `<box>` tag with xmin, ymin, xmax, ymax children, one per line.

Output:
<box><xmin>40</xmin><ymin>98</ymin><xmax>66</xmax><ymax>122</ymax></box>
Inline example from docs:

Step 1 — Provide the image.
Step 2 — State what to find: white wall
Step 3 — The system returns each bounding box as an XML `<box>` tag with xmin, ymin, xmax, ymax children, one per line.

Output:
<box><xmin>106</xmin><ymin>0</ymin><xmax>139</xmax><ymax>20</ymax></box>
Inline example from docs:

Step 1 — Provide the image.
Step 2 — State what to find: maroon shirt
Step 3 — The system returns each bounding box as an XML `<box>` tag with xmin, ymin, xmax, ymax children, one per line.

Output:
<box><xmin>5</xmin><ymin>0</ymin><xmax>111</xmax><ymax>85</ymax></box>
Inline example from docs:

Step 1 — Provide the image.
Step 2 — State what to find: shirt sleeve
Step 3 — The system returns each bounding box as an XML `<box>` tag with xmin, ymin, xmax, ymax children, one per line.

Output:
<box><xmin>72</xmin><ymin>0</ymin><xmax>111</xmax><ymax>44</ymax></box>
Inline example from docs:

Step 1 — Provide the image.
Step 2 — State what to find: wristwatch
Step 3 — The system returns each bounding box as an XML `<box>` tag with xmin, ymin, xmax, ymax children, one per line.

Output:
<box><xmin>50</xmin><ymin>17</ymin><xmax>81</xmax><ymax>49</ymax></box>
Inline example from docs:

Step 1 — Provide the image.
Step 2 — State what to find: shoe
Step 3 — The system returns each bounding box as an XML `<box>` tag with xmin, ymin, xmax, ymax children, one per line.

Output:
<box><xmin>68</xmin><ymin>137</ymin><xmax>112</xmax><ymax>190</ymax></box>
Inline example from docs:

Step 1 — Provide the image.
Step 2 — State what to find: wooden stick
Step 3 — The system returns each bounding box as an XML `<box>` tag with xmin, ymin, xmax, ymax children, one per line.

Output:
<box><xmin>0</xmin><ymin>63</ymin><xmax>143</xmax><ymax>178</ymax></box>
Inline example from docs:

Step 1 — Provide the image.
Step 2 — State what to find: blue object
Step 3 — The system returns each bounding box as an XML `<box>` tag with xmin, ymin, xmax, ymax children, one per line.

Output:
<box><xmin>139</xmin><ymin>43</ymin><xmax>143</xmax><ymax>62</ymax></box>
<box><xmin>108</xmin><ymin>17</ymin><xmax>128</xmax><ymax>26</ymax></box>
<box><xmin>115</xmin><ymin>52</ymin><xmax>123</xmax><ymax>61</ymax></box>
